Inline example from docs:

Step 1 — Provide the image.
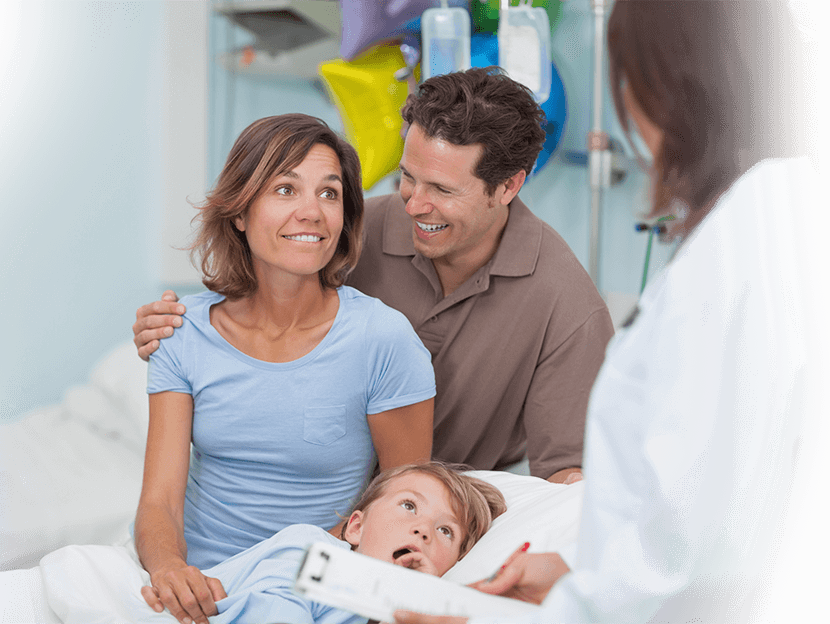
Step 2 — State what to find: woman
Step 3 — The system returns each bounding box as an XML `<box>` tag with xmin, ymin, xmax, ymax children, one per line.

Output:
<box><xmin>136</xmin><ymin>114</ymin><xmax>435</xmax><ymax>624</ymax></box>
<box><xmin>397</xmin><ymin>1</ymin><xmax>824</xmax><ymax>623</ymax></box>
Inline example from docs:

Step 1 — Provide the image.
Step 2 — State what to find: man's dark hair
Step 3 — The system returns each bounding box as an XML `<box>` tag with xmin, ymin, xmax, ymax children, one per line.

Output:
<box><xmin>401</xmin><ymin>67</ymin><xmax>546</xmax><ymax>195</ymax></box>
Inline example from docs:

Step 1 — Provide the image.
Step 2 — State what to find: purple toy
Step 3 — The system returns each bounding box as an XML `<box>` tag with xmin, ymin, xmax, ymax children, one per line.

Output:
<box><xmin>340</xmin><ymin>0</ymin><xmax>437</xmax><ymax>60</ymax></box>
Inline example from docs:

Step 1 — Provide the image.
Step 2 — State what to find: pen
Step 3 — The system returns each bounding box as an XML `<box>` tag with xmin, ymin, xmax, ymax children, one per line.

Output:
<box><xmin>487</xmin><ymin>541</ymin><xmax>530</xmax><ymax>582</ymax></box>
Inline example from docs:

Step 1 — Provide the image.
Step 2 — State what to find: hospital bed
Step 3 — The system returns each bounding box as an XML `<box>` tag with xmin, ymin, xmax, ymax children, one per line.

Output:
<box><xmin>0</xmin><ymin>341</ymin><xmax>584</xmax><ymax>623</ymax></box>
<box><xmin>0</xmin><ymin>342</ymin><xmax>148</xmax><ymax>573</ymax></box>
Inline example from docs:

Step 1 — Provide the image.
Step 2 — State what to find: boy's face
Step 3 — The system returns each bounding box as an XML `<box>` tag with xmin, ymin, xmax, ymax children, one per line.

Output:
<box><xmin>344</xmin><ymin>472</ymin><xmax>465</xmax><ymax>576</ymax></box>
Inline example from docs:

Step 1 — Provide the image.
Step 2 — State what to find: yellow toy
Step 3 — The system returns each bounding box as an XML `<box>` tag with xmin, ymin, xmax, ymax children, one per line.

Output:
<box><xmin>319</xmin><ymin>45</ymin><xmax>418</xmax><ymax>190</ymax></box>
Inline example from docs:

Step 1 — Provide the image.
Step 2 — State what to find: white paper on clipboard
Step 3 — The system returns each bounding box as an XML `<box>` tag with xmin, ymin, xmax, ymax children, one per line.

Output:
<box><xmin>293</xmin><ymin>542</ymin><xmax>544</xmax><ymax>623</ymax></box>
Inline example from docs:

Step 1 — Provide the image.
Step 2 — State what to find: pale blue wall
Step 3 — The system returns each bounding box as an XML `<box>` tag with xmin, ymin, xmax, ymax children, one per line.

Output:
<box><xmin>0</xmin><ymin>2</ymin><xmax>165</xmax><ymax>421</ymax></box>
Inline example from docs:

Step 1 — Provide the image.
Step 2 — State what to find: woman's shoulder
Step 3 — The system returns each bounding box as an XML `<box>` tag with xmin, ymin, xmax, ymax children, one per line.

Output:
<box><xmin>177</xmin><ymin>291</ymin><xmax>224</xmax><ymax>322</ymax></box>
<box><xmin>155</xmin><ymin>291</ymin><xmax>224</xmax><ymax>351</ymax></box>
<box><xmin>180</xmin><ymin>290</ymin><xmax>223</xmax><ymax>309</ymax></box>
<box><xmin>338</xmin><ymin>286</ymin><xmax>411</xmax><ymax>327</ymax></box>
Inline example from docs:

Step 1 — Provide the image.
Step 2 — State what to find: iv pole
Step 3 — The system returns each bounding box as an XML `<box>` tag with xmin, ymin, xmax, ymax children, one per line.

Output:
<box><xmin>587</xmin><ymin>0</ymin><xmax>609</xmax><ymax>287</ymax></box>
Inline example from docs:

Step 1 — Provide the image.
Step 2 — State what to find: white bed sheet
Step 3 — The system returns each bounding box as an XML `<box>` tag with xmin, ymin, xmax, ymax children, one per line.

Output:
<box><xmin>0</xmin><ymin>567</ymin><xmax>61</xmax><ymax>624</ymax></box>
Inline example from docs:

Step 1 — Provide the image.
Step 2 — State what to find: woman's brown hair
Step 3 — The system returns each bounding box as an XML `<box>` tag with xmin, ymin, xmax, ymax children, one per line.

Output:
<box><xmin>608</xmin><ymin>0</ymin><xmax>809</xmax><ymax>238</ymax></box>
<box><xmin>191</xmin><ymin>114</ymin><xmax>364</xmax><ymax>299</ymax></box>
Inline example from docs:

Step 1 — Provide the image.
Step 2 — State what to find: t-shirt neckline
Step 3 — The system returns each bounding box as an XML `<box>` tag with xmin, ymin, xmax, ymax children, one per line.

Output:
<box><xmin>199</xmin><ymin>288</ymin><xmax>345</xmax><ymax>371</ymax></box>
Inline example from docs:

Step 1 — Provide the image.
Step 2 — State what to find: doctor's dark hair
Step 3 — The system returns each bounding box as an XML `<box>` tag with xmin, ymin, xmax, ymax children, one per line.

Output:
<box><xmin>343</xmin><ymin>462</ymin><xmax>507</xmax><ymax>560</ymax></box>
<box><xmin>401</xmin><ymin>67</ymin><xmax>546</xmax><ymax>196</ymax></box>
<box><xmin>608</xmin><ymin>0</ymin><xmax>809</xmax><ymax>237</ymax></box>
<box><xmin>190</xmin><ymin>114</ymin><xmax>364</xmax><ymax>299</ymax></box>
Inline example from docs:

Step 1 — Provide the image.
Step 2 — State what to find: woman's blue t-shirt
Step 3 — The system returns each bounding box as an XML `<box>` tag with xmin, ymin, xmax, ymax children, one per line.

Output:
<box><xmin>146</xmin><ymin>287</ymin><xmax>435</xmax><ymax>569</ymax></box>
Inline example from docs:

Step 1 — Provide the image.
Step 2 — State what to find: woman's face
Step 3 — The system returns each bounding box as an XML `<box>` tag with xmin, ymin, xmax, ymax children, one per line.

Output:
<box><xmin>622</xmin><ymin>82</ymin><xmax>664</xmax><ymax>161</ymax></box>
<box><xmin>235</xmin><ymin>143</ymin><xmax>345</xmax><ymax>284</ymax></box>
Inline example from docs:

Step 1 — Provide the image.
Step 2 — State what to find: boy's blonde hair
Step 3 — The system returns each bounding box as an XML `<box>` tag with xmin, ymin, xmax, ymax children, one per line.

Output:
<box><xmin>346</xmin><ymin>462</ymin><xmax>507</xmax><ymax>560</ymax></box>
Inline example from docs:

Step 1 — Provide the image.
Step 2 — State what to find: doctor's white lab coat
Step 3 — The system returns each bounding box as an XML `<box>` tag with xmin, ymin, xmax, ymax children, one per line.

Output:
<box><xmin>484</xmin><ymin>157</ymin><xmax>828</xmax><ymax>623</ymax></box>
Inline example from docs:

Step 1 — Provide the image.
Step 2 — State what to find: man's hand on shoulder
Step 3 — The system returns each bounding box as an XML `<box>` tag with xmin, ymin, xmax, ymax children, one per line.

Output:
<box><xmin>133</xmin><ymin>290</ymin><xmax>185</xmax><ymax>361</ymax></box>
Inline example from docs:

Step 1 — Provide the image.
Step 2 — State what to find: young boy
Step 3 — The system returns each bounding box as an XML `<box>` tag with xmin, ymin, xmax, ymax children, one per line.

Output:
<box><xmin>80</xmin><ymin>462</ymin><xmax>501</xmax><ymax>624</ymax></box>
<box><xmin>206</xmin><ymin>462</ymin><xmax>506</xmax><ymax>623</ymax></box>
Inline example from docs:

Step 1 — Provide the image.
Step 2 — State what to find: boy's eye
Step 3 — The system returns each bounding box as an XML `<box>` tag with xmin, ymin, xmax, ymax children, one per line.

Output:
<box><xmin>400</xmin><ymin>500</ymin><xmax>416</xmax><ymax>512</ymax></box>
<box><xmin>439</xmin><ymin>526</ymin><xmax>454</xmax><ymax>539</ymax></box>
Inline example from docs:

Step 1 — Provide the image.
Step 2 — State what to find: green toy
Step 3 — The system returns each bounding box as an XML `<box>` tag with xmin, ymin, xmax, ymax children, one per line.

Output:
<box><xmin>471</xmin><ymin>0</ymin><xmax>564</xmax><ymax>36</ymax></box>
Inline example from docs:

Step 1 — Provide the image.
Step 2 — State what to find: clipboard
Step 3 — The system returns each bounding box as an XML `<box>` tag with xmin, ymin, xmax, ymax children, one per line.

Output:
<box><xmin>293</xmin><ymin>541</ymin><xmax>543</xmax><ymax>623</ymax></box>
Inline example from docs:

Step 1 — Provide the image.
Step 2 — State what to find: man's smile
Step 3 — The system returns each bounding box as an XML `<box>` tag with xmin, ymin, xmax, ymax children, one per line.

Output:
<box><xmin>415</xmin><ymin>221</ymin><xmax>449</xmax><ymax>233</ymax></box>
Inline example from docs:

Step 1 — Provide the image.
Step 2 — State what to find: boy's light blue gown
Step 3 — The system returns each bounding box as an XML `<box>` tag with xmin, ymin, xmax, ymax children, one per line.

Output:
<box><xmin>210</xmin><ymin>524</ymin><xmax>366</xmax><ymax>624</ymax></box>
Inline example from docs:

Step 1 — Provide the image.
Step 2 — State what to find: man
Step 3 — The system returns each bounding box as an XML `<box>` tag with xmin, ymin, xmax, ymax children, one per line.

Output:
<box><xmin>133</xmin><ymin>68</ymin><xmax>614</xmax><ymax>483</ymax></box>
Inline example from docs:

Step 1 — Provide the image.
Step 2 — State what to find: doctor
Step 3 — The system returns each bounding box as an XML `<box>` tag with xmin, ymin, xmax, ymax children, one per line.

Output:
<box><xmin>396</xmin><ymin>1</ymin><xmax>826</xmax><ymax>622</ymax></box>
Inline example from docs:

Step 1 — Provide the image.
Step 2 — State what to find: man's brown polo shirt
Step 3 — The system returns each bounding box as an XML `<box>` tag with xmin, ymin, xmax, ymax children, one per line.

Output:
<box><xmin>347</xmin><ymin>193</ymin><xmax>614</xmax><ymax>479</ymax></box>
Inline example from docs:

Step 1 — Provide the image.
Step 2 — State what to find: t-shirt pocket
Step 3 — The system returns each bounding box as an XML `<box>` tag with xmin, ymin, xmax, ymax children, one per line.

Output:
<box><xmin>303</xmin><ymin>405</ymin><xmax>347</xmax><ymax>446</ymax></box>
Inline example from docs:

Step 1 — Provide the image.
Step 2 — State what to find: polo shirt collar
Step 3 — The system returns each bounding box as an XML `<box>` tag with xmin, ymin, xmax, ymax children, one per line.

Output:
<box><xmin>381</xmin><ymin>194</ymin><xmax>542</xmax><ymax>278</ymax></box>
<box><xmin>489</xmin><ymin>197</ymin><xmax>542</xmax><ymax>277</ymax></box>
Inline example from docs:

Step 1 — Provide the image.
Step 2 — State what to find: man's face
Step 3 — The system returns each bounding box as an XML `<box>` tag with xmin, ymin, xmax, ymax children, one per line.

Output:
<box><xmin>344</xmin><ymin>472</ymin><xmax>465</xmax><ymax>577</ymax></box>
<box><xmin>398</xmin><ymin>124</ymin><xmax>513</xmax><ymax>268</ymax></box>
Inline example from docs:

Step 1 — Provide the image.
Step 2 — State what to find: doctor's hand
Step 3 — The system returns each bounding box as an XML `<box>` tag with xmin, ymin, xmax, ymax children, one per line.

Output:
<box><xmin>142</xmin><ymin>563</ymin><xmax>226</xmax><ymax>624</ymax></box>
<box><xmin>469</xmin><ymin>550</ymin><xmax>569</xmax><ymax>605</ymax></box>
<box><xmin>133</xmin><ymin>290</ymin><xmax>185</xmax><ymax>361</ymax></box>
<box><xmin>393</xmin><ymin>549</ymin><xmax>568</xmax><ymax>624</ymax></box>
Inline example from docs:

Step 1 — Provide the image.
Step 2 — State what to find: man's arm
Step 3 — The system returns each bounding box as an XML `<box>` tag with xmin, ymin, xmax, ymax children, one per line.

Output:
<box><xmin>525</xmin><ymin>308</ymin><xmax>615</xmax><ymax>481</ymax></box>
<box><xmin>133</xmin><ymin>290</ymin><xmax>185</xmax><ymax>361</ymax></box>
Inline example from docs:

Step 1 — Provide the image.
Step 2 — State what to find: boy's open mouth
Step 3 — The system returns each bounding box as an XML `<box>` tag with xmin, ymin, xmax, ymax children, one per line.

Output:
<box><xmin>393</xmin><ymin>547</ymin><xmax>413</xmax><ymax>559</ymax></box>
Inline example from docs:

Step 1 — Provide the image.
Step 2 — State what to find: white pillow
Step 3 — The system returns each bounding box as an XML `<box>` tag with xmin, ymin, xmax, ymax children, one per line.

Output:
<box><xmin>85</xmin><ymin>341</ymin><xmax>149</xmax><ymax>454</ymax></box>
<box><xmin>444</xmin><ymin>472</ymin><xmax>583</xmax><ymax>585</ymax></box>
<box><xmin>0</xmin><ymin>406</ymin><xmax>143</xmax><ymax>571</ymax></box>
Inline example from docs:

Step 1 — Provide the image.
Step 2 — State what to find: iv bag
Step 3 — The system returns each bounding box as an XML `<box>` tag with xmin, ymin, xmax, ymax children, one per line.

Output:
<box><xmin>498</xmin><ymin>2</ymin><xmax>551</xmax><ymax>103</ymax></box>
<box><xmin>421</xmin><ymin>3</ymin><xmax>471</xmax><ymax>79</ymax></box>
